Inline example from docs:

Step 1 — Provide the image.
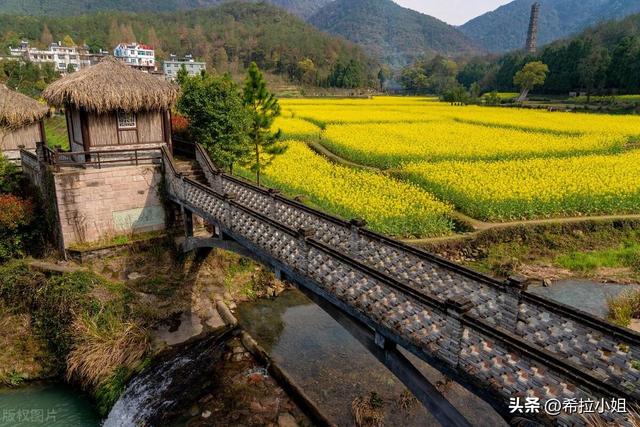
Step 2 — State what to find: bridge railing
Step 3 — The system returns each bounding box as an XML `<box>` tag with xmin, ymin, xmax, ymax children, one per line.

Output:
<box><xmin>181</xmin><ymin>138</ymin><xmax>640</xmax><ymax>395</ymax></box>
<box><xmin>162</xmin><ymin>145</ymin><xmax>637</xmax><ymax>424</ymax></box>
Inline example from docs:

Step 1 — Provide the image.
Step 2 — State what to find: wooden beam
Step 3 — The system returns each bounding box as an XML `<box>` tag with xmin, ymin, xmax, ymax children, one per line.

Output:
<box><xmin>64</xmin><ymin>108</ymin><xmax>72</xmax><ymax>150</ymax></box>
<box><xmin>80</xmin><ymin>108</ymin><xmax>91</xmax><ymax>162</ymax></box>
<box><xmin>38</xmin><ymin>119</ymin><xmax>47</xmax><ymax>146</ymax></box>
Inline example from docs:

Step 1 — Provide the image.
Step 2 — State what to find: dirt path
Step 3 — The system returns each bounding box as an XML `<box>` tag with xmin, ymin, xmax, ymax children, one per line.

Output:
<box><xmin>449</xmin><ymin>210</ymin><xmax>640</xmax><ymax>232</ymax></box>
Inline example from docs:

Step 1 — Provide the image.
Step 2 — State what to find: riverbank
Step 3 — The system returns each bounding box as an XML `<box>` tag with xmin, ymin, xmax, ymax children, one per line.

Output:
<box><xmin>0</xmin><ymin>238</ymin><xmax>310</xmax><ymax>425</ymax></box>
<box><xmin>419</xmin><ymin>222</ymin><xmax>640</xmax><ymax>329</ymax></box>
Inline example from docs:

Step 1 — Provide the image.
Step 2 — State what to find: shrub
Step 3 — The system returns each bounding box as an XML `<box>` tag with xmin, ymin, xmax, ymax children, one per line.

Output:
<box><xmin>0</xmin><ymin>154</ymin><xmax>22</xmax><ymax>194</ymax></box>
<box><xmin>170</xmin><ymin>113</ymin><xmax>190</xmax><ymax>136</ymax></box>
<box><xmin>0</xmin><ymin>194</ymin><xmax>34</xmax><ymax>230</ymax></box>
<box><xmin>0</xmin><ymin>194</ymin><xmax>37</xmax><ymax>261</ymax></box>
<box><xmin>484</xmin><ymin>90</ymin><xmax>502</xmax><ymax>106</ymax></box>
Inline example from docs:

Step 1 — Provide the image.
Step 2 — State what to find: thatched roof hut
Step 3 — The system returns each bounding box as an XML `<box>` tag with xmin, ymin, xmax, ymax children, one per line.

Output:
<box><xmin>43</xmin><ymin>57</ymin><xmax>178</xmax><ymax>113</ymax></box>
<box><xmin>42</xmin><ymin>57</ymin><xmax>177</xmax><ymax>153</ymax></box>
<box><xmin>0</xmin><ymin>85</ymin><xmax>49</xmax><ymax>128</ymax></box>
<box><xmin>0</xmin><ymin>85</ymin><xmax>48</xmax><ymax>160</ymax></box>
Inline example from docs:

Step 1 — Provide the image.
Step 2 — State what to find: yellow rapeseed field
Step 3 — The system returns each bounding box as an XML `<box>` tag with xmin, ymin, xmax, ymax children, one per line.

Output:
<box><xmin>403</xmin><ymin>151</ymin><xmax>640</xmax><ymax>221</ymax></box>
<box><xmin>321</xmin><ymin>121</ymin><xmax>623</xmax><ymax>168</ymax></box>
<box><xmin>246</xmin><ymin>141</ymin><xmax>454</xmax><ymax>237</ymax></box>
<box><xmin>270</xmin><ymin>97</ymin><xmax>640</xmax><ymax>223</ymax></box>
<box><xmin>272</xmin><ymin>117</ymin><xmax>321</xmax><ymax>140</ymax></box>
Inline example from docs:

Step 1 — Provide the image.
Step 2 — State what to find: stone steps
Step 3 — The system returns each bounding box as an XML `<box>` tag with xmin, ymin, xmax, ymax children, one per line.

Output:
<box><xmin>173</xmin><ymin>158</ymin><xmax>208</xmax><ymax>186</ymax></box>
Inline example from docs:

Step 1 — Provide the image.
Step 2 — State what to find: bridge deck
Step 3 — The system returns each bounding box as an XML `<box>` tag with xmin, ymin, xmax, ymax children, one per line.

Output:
<box><xmin>165</xmin><ymin>142</ymin><xmax>639</xmax><ymax>425</ymax></box>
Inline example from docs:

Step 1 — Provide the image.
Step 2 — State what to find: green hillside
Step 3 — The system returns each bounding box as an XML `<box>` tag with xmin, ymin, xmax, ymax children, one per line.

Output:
<box><xmin>0</xmin><ymin>2</ymin><xmax>377</xmax><ymax>87</ymax></box>
<box><xmin>308</xmin><ymin>0</ymin><xmax>480</xmax><ymax>67</ymax></box>
<box><xmin>0</xmin><ymin>0</ymin><xmax>334</xmax><ymax>18</ymax></box>
<box><xmin>456</xmin><ymin>12</ymin><xmax>640</xmax><ymax>95</ymax></box>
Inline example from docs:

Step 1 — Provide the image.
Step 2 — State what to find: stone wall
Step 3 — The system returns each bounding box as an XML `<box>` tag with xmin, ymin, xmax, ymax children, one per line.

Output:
<box><xmin>53</xmin><ymin>164</ymin><xmax>165</xmax><ymax>247</ymax></box>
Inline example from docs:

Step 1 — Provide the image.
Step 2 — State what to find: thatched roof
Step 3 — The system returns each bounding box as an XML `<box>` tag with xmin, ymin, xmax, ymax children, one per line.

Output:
<box><xmin>0</xmin><ymin>85</ymin><xmax>49</xmax><ymax>128</ymax></box>
<box><xmin>42</xmin><ymin>57</ymin><xmax>178</xmax><ymax>113</ymax></box>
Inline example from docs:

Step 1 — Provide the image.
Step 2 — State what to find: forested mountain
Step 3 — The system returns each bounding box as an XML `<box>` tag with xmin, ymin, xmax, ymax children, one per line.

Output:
<box><xmin>453</xmin><ymin>12</ymin><xmax>640</xmax><ymax>95</ymax></box>
<box><xmin>308</xmin><ymin>0</ymin><xmax>480</xmax><ymax>67</ymax></box>
<box><xmin>0</xmin><ymin>0</ymin><xmax>334</xmax><ymax>19</ymax></box>
<box><xmin>460</xmin><ymin>0</ymin><xmax>640</xmax><ymax>53</ymax></box>
<box><xmin>0</xmin><ymin>2</ymin><xmax>377</xmax><ymax>87</ymax></box>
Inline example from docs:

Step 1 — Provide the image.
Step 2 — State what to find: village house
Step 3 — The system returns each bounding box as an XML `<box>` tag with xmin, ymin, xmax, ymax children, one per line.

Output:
<box><xmin>163</xmin><ymin>54</ymin><xmax>207</xmax><ymax>81</ymax></box>
<box><xmin>10</xmin><ymin>40</ymin><xmax>82</xmax><ymax>74</ymax></box>
<box><xmin>113</xmin><ymin>42</ymin><xmax>156</xmax><ymax>72</ymax></box>
<box><xmin>21</xmin><ymin>57</ymin><xmax>178</xmax><ymax>250</ymax></box>
<box><xmin>0</xmin><ymin>85</ymin><xmax>49</xmax><ymax>162</ymax></box>
<box><xmin>8</xmin><ymin>40</ymin><xmax>109</xmax><ymax>74</ymax></box>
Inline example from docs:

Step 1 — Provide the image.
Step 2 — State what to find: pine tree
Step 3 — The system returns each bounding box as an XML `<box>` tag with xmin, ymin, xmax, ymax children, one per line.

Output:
<box><xmin>243</xmin><ymin>62</ymin><xmax>284</xmax><ymax>186</ymax></box>
<box><xmin>176</xmin><ymin>65</ymin><xmax>189</xmax><ymax>86</ymax></box>
<box><xmin>40</xmin><ymin>25</ymin><xmax>53</xmax><ymax>47</ymax></box>
<box><xmin>62</xmin><ymin>35</ymin><xmax>75</xmax><ymax>48</ymax></box>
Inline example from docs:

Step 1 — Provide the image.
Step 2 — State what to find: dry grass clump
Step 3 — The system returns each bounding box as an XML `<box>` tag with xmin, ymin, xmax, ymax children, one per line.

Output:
<box><xmin>352</xmin><ymin>392</ymin><xmax>385</xmax><ymax>427</ymax></box>
<box><xmin>607</xmin><ymin>289</ymin><xmax>640</xmax><ymax>327</ymax></box>
<box><xmin>397</xmin><ymin>390</ymin><xmax>417</xmax><ymax>412</ymax></box>
<box><xmin>66</xmin><ymin>312</ymin><xmax>150</xmax><ymax>389</ymax></box>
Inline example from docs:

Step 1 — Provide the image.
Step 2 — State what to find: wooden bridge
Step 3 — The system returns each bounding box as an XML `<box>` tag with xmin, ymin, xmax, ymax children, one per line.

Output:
<box><xmin>163</xmin><ymin>141</ymin><xmax>639</xmax><ymax>426</ymax></box>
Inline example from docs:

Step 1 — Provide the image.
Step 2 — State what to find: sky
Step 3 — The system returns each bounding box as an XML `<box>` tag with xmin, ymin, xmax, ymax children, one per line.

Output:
<box><xmin>394</xmin><ymin>0</ymin><xmax>514</xmax><ymax>25</ymax></box>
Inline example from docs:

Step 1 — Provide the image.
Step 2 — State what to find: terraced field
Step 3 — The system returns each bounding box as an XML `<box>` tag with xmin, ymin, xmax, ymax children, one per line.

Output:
<box><xmin>267</xmin><ymin>97</ymin><xmax>640</xmax><ymax>225</ymax></box>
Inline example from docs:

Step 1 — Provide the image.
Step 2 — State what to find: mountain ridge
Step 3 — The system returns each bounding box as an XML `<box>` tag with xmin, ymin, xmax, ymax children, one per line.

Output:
<box><xmin>460</xmin><ymin>0</ymin><xmax>640</xmax><ymax>53</ymax></box>
<box><xmin>308</xmin><ymin>0</ymin><xmax>480</xmax><ymax>67</ymax></box>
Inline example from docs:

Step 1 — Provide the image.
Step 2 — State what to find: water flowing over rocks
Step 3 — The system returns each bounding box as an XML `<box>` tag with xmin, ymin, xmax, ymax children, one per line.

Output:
<box><xmin>104</xmin><ymin>327</ymin><xmax>236</xmax><ymax>427</ymax></box>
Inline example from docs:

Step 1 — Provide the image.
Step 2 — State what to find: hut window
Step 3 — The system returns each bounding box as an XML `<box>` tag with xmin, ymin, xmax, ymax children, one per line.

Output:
<box><xmin>117</xmin><ymin>111</ymin><xmax>137</xmax><ymax>129</ymax></box>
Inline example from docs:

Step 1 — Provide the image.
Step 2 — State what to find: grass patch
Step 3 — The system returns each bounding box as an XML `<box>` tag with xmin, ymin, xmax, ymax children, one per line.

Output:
<box><xmin>223</xmin><ymin>256</ymin><xmax>257</xmax><ymax>298</ymax></box>
<box><xmin>67</xmin><ymin>230</ymin><xmax>165</xmax><ymax>252</ymax></box>
<box><xmin>471</xmin><ymin>242</ymin><xmax>530</xmax><ymax>277</ymax></box>
<box><xmin>44</xmin><ymin>114</ymin><xmax>70</xmax><ymax>151</ymax></box>
<box><xmin>443</xmin><ymin>222</ymin><xmax>640</xmax><ymax>282</ymax></box>
<box><xmin>556</xmin><ymin>241</ymin><xmax>640</xmax><ymax>273</ymax></box>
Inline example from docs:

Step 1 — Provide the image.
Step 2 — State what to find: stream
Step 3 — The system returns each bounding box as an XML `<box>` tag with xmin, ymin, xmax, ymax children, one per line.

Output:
<box><xmin>237</xmin><ymin>289</ymin><xmax>506</xmax><ymax>427</ymax></box>
<box><xmin>0</xmin><ymin>384</ymin><xmax>100</xmax><ymax>427</ymax></box>
<box><xmin>528</xmin><ymin>279</ymin><xmax>640</xmax><ymax>318</ymax></box>
<box><xmin>2</xmin><ymin>279</ymin><xmax>636</xmax><ymax>426</ymax></box>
